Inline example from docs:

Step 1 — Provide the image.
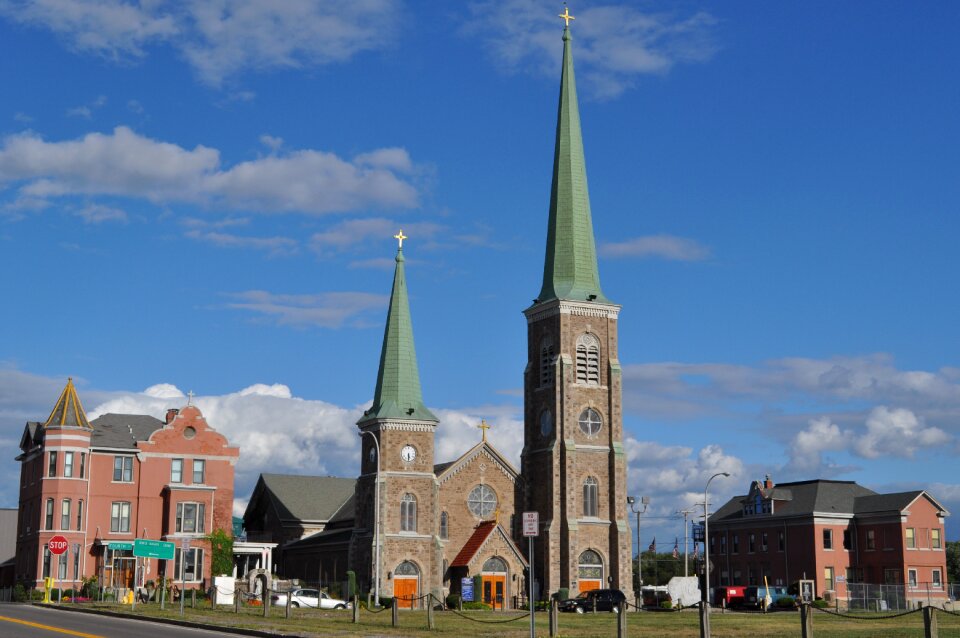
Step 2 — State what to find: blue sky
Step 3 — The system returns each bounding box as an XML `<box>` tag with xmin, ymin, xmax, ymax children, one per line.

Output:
<box><xmin>1</xmin><ymin>1</ymin><xmax>959</xmax><ymax>549</ymax></box>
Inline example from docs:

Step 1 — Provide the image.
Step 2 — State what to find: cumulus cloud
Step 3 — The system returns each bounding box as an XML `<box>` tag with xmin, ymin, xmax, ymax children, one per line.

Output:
<box><xmin>464</xmin><ymin>0</ymin><xmax>718</xmax><ymax>98</ymax></box>
<box><xmin>184</xmin><ymin>229</ymin><xmax>298</xmax><ymax>256</ymax></box>
<box><xmin>786</xmin><ymin>417</ymin><xmax>853</xmax><ymax>473</ymax></box>
<box><xmin>854</xmin><ymin>406</ymin><xmax>950</xmax><ymax>459</ymax></box>
<box><xmin>0</xmin><ymin>127</ymin><xmax>420</xmax><ymax>215</ymax></box>
<box><xmin>0</xmin><ymin>0</ymin><xmax>397</xmax><ymax>86</ymax></box>
<box><xmin>600</xmin><ymin>234</ymin><xmax>710</xmax><ymax>261</ymax></box>
<box><xmin>74</xmin><ymin>203</ymin><xmax>128</xmax><ymax>224</ymax></box>
<box><xmin>310</xmin><ymin>218</ymin><xmax>445</xmax><ymax>256</ymax></box>
<box><xmin>221</xmin><ymin>290</ymin><xmax>388</xmax><ymax>328</ymax></box>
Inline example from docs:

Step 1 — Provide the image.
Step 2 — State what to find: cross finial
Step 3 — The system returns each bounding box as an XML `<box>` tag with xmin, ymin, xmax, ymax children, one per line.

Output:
<box><xmin>558</xmin><ymin>4</ymin><xmax>575</xmax><ymax>27</ymax></box>
<box><xmin>394</xmin><ymin>229</ymin><xmax>407</xmax><ymax>249</ymax></box>
<box><xmin>477</xmin><ymin>419</ymin><xmax>491</xmax><ymax>442</ymax></box>
<box><xmin>187</xmin><ymin>390</ymin><xmax>195</xmax><ymax>406</ymax></box>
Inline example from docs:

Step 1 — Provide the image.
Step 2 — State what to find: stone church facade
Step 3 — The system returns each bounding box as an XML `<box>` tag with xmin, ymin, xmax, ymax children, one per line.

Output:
<box><xmin>344</xmin><ymin>20</ymin><xmax>633</xmax><ymax>607</ymax></box>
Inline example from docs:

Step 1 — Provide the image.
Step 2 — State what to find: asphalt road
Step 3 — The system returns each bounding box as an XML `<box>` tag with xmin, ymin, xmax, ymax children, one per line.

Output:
<box><xmin>0</xmin><ymin>604</ymin><xmax>237</xmax><ymax>637</ymax></box>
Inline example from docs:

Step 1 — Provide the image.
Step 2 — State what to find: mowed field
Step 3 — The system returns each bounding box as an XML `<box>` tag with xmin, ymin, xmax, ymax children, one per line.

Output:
<box><xmin>37</xmin><ymin>603</ymin><xmax>960</xmax><ymax>637</ymax></box>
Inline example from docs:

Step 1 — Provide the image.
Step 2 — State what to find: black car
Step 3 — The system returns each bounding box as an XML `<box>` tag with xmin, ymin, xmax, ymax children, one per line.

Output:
<box><xmin>558</xmin><ymin>589</ymin><xmax>626</xmax><ymax>613</ymax></box>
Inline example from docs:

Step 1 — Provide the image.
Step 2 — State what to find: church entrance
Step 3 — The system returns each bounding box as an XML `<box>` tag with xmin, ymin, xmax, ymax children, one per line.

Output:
<box><xmin>481</xmin><ymin>556</ymin><xmax>507</xmax><ymax>609</ymax></box>
<box><xmin>578</xmin><ymin>549</ymin><xmax>603</xmax><ymax>593</ymax></box>
<box><xmin>394</xmin><ymin>561</ymin><xmax>419</xmax><ymax>609</ymax></box>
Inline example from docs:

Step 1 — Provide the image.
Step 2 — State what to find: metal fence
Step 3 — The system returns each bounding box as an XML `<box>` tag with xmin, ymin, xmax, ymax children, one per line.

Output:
<box><xmin>847</xmin><ymin>582</ymin><xmax>951</xmax><ymax>612</ymax></box>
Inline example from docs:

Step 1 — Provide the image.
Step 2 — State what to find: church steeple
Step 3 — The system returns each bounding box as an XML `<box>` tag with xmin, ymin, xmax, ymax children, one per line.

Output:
<box><xmin>44</xmin><ymin>377</ymin><xmax>91</xmax><ymax>428</ymax></box>
<box><xmin>359</xmin><ymin>237</ymin><xmax>437</xmax><ymax>424</ymax></box>
<box><xmin>537</xmin><ymin>23</ymin><xmax>610</xmax><ymax>305</ymax></box>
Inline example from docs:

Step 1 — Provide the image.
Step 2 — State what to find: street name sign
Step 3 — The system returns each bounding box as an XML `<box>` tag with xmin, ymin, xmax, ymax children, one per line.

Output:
<box><xmin>107</xmin><ymin>542</ymin><xmax>133</xmax><ymax>551</ymax></box>
<box><xmin>133</xmin><ymin>539</ymin><xmax>175</xmax><ymax>560</ymax></box>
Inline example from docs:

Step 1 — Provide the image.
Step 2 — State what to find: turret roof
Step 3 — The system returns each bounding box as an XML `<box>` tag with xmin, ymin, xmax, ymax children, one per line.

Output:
<box><xmin>44</xmin><ymin>378</ymin><xmax>91</xmax><ymax>429</ymax></box>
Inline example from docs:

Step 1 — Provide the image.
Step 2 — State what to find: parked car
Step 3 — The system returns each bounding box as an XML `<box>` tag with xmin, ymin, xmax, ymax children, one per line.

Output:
<box><xmin>743</xmin><ymin>585</ymin><xmax>790</xmax><ymax>609</ymax></box>
<box><xmin>558</xmin><ymin>589</ymin><xmax>626</xmax><ymax>613</ymax></box>
<box><xmin>269</xmin><ymin>588</ymin><xmax>351</xmax><ymax>609</ymax></box>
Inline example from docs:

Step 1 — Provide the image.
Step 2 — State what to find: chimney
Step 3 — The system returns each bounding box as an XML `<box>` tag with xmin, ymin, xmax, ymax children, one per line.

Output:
<box><xmin>764</xmin><ymin>474</ymin><xmax>773</xmax><ymax>490</ymax></box>
<box><xmin>166</xmin><ymin>408</ymin><xmax>179</xmax><ymax>424</ymax></box>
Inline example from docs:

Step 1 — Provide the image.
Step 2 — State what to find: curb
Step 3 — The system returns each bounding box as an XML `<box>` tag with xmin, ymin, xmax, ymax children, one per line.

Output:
<box><xmin>35</xmin><ymin>602</ymin><xmax>309</xmax><ymax>637</ymax></box>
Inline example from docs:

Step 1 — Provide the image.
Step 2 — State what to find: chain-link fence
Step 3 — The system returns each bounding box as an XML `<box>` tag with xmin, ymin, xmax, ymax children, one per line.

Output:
<box><xmin>847</xmin><ymin>582</ymin><xmax>950</xmax><ymax>612</ymax></box>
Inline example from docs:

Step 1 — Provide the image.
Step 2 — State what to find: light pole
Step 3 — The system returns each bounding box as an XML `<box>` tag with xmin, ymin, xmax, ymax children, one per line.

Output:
<box><xmin>703</xmin><ymin>472</ymin><xmax>729</xmax><ymax>605</ymax></box>
<box><xmin>627</xmin><ymin>495</ymin><xmax>649</xmax><ymax>596</ymax></box>
<box><xmin>677</xmin><ymin>507</ymin><xmax>697</xmax><ymax>578</ymax></box>
<box><xmin>359</xmin><ymin>431</ymin><xmax>381</xmax><ymax>606</ymax></box>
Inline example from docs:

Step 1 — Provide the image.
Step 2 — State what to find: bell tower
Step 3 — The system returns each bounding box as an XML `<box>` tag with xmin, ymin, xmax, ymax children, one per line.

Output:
<box><xmin>522</xmin><ymin>16</ymin><xmax>633</xmax><ymax>601</ymax></box>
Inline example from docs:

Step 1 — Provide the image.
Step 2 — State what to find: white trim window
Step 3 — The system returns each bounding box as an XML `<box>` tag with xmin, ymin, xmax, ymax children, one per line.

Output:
<box><xmin>111</xmin><ymin>501</ymin><xmax>131</xmax><ymax>533</ymax></box>
<box><xmin>931</xmin><ymin>528</ymin><xmax>942</xmax><ymax>549</ymax></box>
<box><xmin>583</xmin><ymin>477</ymin><xmax>599</xmax><ymax>517</ymax></box>
<box><xmin>192</xmin><ymin>459</ymin><xmax>205</xmax><ymax>484</ymax></box>
<box><xmin>908</xmin><ymin>568</ymin><xmax>918</xmax><ymax>588</ymax></box>
<box><xmin>60</xmin><ymin>499</ymin><xmax>71</xmax><ymax>531</ymax></box>
<box><xmin>48</xmin><ymin>451</ymin><xmax>58</xmax><ymax>477</ymax></box>
<box><xmin>76</xmin><ymin>499</ymin><xmax>83</xmax><ymax>531</ymax></box>
<box><xmin>933</xmin><ymin>569</ymin><xmax>943</xmax><ymax>588</ymax></box>
<box><xmin>113</xmin><ymin>456</ymin><xmax>133</xmax><ymax>482</ymax></box>
<box><xmin>823</xmin><ymin>529</ymin><xmax>833</xmax><ymax>550</ymax></box>
<box><xmin>174</xmin><ymin>547</ymin><xmax>204</xmax><ymax>582</ymax></box>
<box><xmin>439</xmin><ymin>512</ymin><xmax>449</xmax><ymax>539</ymax></box>
<box><xmin>906</xmin><ymin>527</ymin><xmax>916</xmax><ymax>549</ymax></box>
<box><xmin>45</xmin><ymin>498</ymin><xmax>54</xmax><ymax>530</ymax></box>
<box><xmin>176</xmin><ymin>502</ymin><xmax>206</xmax><ymax>534</ymax></box>
<box><xmin>64</xmin><ymin>452</ymin><xmax>74</xmax><ymax>478</ymax></box>
<box><xmin>171</xmin><ymin>458</ymin><xmax>183</xmax><ymax>484</ymax></box>
<box><xmin>400</xmin><ymin>493</ymin><xmax>417</xmax><ymax>532</ymax></box>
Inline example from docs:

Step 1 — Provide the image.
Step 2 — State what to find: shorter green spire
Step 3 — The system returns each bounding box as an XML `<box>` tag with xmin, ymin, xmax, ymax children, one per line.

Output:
<box><xmin>359</xmin><ymin>246</ymin><xmax>437</xmax><ymax>424</ymax></box>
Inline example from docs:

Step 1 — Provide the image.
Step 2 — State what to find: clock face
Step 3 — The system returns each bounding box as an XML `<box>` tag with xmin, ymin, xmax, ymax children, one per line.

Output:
<box><xmin>400</xmin><ymin>445</ymin><xmax>417</xmax><ymax>463</ymax></box>
<box><xmin>540</xmin><ymin>410</ymin><xmax>553</xmax><ymax>437</ymax></box>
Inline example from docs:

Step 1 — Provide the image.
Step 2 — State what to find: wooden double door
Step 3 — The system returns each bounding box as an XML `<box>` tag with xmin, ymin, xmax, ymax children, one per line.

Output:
<box><xmin>482</xmin><ymin>574</ymin><xmax>506</xmax><ymax>608</ymax></box>
<box><xmin>394</xmin><ymin>577</ymin><xmax>418</xmax><ymax>609</ymax></box>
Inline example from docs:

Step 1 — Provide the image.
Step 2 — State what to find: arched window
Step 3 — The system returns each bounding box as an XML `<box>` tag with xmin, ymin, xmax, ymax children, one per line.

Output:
<box><xmin>440</xmin><ymin>511</ymin><xmax>449</xmax><ymax>539</ymax></box>
<box><xmin>395</xmin><ymin>560</ymin><xmax>419</xmax><ymax>576</ymax></box>
<box><xmin>578</xmin><ymin>408</ymin><xmax>602</xmax><ymax>437</ymax></box>
<box><xmin>401</xmin><ymin>494</ymin><xmax>417</xmax><ymax>532</ymax></box>
<box><xmin>578</xmin><ymin>549</ymin><xmax>603</xmax><ymax>580</ymax></box>
<box><xmin>583</xmin><ymin>477</ymin><xmax>599</xmax><ymax>517</ymax></box>
<box><xmin>540</xmin><ymin>335</ymin><xmax>555</xmax><ymax>387</ymax></box>
<box><xmin>467</xmin><ymin>484</ymin><xmax>498</xmax><ymax>518</ymax></box>
<box><xmin>482</xmin><ymin>556</ymin><xmax>507</xmax><ymax>573</ymax></box>
<box><xmin>442</xmin><ymin>559</ymin><xmax>449</xmax><ymax>583</ymax></box>
<box><xmin>576</xmin><ymin>334</ymin><xmax>600</xmax><ymax>385</ymax></box>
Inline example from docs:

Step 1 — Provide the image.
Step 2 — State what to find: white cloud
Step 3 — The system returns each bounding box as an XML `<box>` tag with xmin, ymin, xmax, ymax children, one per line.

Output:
<box><xmin>600</xmin><ymin>234</ymin><xmax>710</xmax><ymax>261</ymax></box>
<box><xmin>0</xmin><ymin>127</ymin><xmax>420</xmax><ymax>215</ymax></box>
<box><xmin>74</xmin><ymin>203</ymin><xmax>128</xmax><ymax>224</ymax></box>
<box><xmin>185</xmin><ymin>229</ymin><xmax>298</xmax><ymax>256</ymax></box>
<box><xmin>0</xmin><ymin>0</ymin><xmax>397</xmax><ymax>86</ymax></box>
<box><xmin>787</xmin><ymin>417</ymin><xmax>852</xmax><ymax>473</ymax></box>
<box><xmin>854</xmin><ymin>406</ymin><xmax>950</xmax><ymax>459</ymax></box>
<box><xmin>464</xmin><ymin>0</ymin><xmax>718</xmax><ymax>99</ymax></box>
<box><xmin>310</xmin><ymin>218</ymin><xmax>445</xmax><ymax>255</ymax></box>
<box><xmin>221</xmin><ymin>290</ymin><xmax>388</xmax><ymax>328</ymax></box>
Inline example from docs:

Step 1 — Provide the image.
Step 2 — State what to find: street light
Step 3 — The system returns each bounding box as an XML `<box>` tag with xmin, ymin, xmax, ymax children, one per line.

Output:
<box><xmin>703</xmin><ymin>472</ymin><xmax>730</xmax><ymax>605</ymax></box>
<box><xmin>359</xmin><ymin>431</ymin><xmax>381</xmax><ymax>605</ymax></box>
<box><xmin>677</xmin><ymin>507</ymin><xmax>698</xmax><ymax>578</ymax></box>
<box><xmin>627</xmin><ymin>495</ymin><xmax>649</xmax><ymax>595</ymax></box>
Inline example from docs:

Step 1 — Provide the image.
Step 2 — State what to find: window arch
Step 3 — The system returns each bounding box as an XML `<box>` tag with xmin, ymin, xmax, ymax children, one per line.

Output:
<box><xmin>439</xmin><ymin>511</ymin><xmax>449</xmax><ymax>539</ymax></box>
<box><xmin>583</xmin><ymin>477</ymin><xmax>599</xmax><ymax>517</ymax></box>
<box><xmin>482</xmin><ymin>556</ymin><xmax>507</xmax><ymax>573</ymax></box>
<box><xmin>578</xmin><ymin>408</ymin><xmax>602</xmax><ymax>437</ymax></box>
<box><xmin>395</xmin><ymin>560</ymin><xmax>419</xmax><ymax>576</ymax></box>
<box><xmin>578</xmin><ymin>549</ymin><xmax>603</xmax><ymax>580</ymax></box>
<box><xmin>400</xmin><ymin>493</ymin><xmax>417</xmax><ymax>532</ymax></box>
<box><xmin>576</xmin><ymin>334</ymin><xmax>600</xmax><ymax>385</ymax></box>
<box><xmin>540</xmin><ymin>335</ymin><xmax>555</xmax><ymax>387</ymax></box>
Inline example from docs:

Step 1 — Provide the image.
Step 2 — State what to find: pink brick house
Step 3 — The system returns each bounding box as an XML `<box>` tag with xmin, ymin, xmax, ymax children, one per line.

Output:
<box><xmin>15</xmin><ymin>379</ymin><xmax>239</xmax><ymax>592</ymax></box>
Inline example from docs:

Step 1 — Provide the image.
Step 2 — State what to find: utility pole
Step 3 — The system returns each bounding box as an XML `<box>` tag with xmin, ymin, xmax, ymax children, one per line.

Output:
<box><xmin>677</xmin><ymin>508</ymin><xmax>698</xmax><ymax>578</ymax></box>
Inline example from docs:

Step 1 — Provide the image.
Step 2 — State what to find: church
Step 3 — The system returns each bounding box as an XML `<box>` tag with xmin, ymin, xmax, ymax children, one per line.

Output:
<box><xmin>282</xmin><ymin>15</ymin><xmax>633</xmax><ymax>608</ymax></box>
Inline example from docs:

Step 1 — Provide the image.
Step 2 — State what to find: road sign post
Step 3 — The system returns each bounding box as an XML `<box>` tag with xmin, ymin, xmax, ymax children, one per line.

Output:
<box><xmin>523</xmin><ymin>512</ymin><xmax>539</xmax><ymax>638</ymax></box>
<box><xmin>48</xmin><ymin>535</ymin><xmax>68</xmax><ymax>605</ymax></box>
<box><xmin>181</xmin><ymin>538</ymin><xmax>190</xmax><ymax>617</ymax></box>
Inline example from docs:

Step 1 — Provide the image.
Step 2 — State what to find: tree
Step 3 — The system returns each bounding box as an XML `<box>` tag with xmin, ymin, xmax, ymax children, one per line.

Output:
<box><xmin>207</xmin><ymin>528</ymin><xmax>234</xmax><ymax>577</ymax></box>
<box><xmin>635</xmin><ymin>551</ymin><xmax>695</xmax><ymax>587</ymax></box>
<box><xmin>947</xmin><ymin>541</ymin><xmax>960</xmax><ymax>585</ymax></box>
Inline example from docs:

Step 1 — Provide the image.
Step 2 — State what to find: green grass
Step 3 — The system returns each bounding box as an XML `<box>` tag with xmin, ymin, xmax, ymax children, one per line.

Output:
<box><xmin>46</xmin><ymin>602</ymin><xmax>960</xmax><ymax>637</ymax></box>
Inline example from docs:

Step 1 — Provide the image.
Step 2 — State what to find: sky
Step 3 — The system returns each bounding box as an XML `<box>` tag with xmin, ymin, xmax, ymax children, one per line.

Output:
<box><xmin>1</xmin><ymin>0</ymin><xmax>959</xmax><ymax>552</ymax></box>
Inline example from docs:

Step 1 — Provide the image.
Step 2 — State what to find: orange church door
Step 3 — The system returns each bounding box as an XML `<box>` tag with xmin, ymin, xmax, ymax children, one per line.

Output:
<box><xmin>579</xmin><ymin>580</ymin><xmax>601</xmax><ymax>593</ymax></box>
<box><xmin>482</xmin><ymin>575</ymin><xmax>506</xmax><ymax>608</ymax></box>
<box><xmin>394</xmin><ymin>577</ymin><xmax>418</xmax><ymax>609</ymax></box>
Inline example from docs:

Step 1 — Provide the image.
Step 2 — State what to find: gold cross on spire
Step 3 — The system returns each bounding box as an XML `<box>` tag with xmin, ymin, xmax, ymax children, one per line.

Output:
<box><xmin>477</xmin><ymin>419</ymin><xmax>491</xmax><ymax>442</ymax></box>
<box><xmin>394</xmin><ymin>229</ymin><xmax>407</xmax><ymax>249</ymax></box>
<box><xmin>558</xmin><ymin>5</ymin><xmax>575</xmax><ymax>27</ymax></box>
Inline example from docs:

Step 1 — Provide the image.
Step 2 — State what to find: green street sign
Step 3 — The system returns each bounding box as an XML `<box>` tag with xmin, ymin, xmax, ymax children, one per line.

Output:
<box><xmin>133</xmin><ymin>539</ymin><xmax>176</xmax><ymax>560</ymax></box>
<box><xmin>107</xmin><ymin>542</ymin><xmax>133</xmax><ymax>551</ymax></box>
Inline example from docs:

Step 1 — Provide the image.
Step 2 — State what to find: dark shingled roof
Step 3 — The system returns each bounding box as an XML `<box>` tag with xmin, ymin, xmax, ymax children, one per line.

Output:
<box><xmin>258</xmin><ymin>474</ymin><xmax>356</xmax><ymax>522</ymax></box>
<box><xmin>433</xmin><ymin>461</ymin><xmax>455</xmax><ymax>475</ymax></box>
<box><xmin>854</xmin><ymin>491</ymin><xmax>924</xmax><ymax>514</ymax></box>
<box><xmin>89</xmin><ymin>413</ymin><xmax>165</xmax><ymax>449</ymax></box>
<box><xmin>711</xmin><ymin>480</ymin><xmax>879</xmax><ymax>523</ymax></box>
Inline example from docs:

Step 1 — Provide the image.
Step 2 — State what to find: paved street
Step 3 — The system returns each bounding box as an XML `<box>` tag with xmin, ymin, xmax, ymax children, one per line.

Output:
<box><xmin>0</xmin><ymin>604</ymin><xmax>235</xmax><ymax>638</ymax></box>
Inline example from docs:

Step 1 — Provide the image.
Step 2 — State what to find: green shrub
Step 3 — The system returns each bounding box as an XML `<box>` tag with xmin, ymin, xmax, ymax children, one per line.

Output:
<box><xmin>462</xmin><ymin>601</ymin><xmax>491</xmax><ymax>610</ymax></box>
<box><xmin>12</xmin><ymin>584</ymin><xmax>27</xmax><ymax>603</ymax></box>
<box><xmin>30</xmin><ymin>589</ymin><xmax>45</xmax><ymax>601</ymax></box>
<box><xmin>207</xmin><ymin>528</ymin><xmax>234</xmax><ymax>577</ymax></box>
<box><xmin>812</xmin><ymin>599</ymin><xmax>829</xmax><ymax>609</ymax></box>
<box><xmin>660</xmin><ymin>600</ymin><xmax>673</xmax><ymax>609</ymax></box>
<box><xmin>553</xmin><ymin>588</ymin><xmax>570</xmax><ymax>601</ymax></box>
<box><xmin>445</xmin><ymin>593</ymin><xmax>460</xmax><ymax>609</ymax></box>
<box><xmin>776</xmin><ymin>596</ymin><xmax>796</xmax><ymax>608</ymax></box>
<box><xmin>80</xmin><ymin>576</ymin><xmax>98</xmax><ymax>598</ymax></box>
<box><xmin>346</xmin><ymin>571</ymin><xmax>357</xmax><ymax>599</ymax></box>
<box><xmin>103</xmin><ymin>591</ymin><xmax>115</xmax><ymax>601</ymax></box>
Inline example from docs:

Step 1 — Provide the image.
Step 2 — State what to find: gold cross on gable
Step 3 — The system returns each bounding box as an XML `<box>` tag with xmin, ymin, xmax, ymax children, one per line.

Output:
<box><xmin>394</xmin><ymin>229</ymin><xmax>407</xmax><ymax>249</ymax></box>
<box><xmin>558</xmin><ymin>5</ymin><xmax>575</xmax><ymax>27</ymax></box>
<box><xmin>478</xmin><ymin>419</ymin><xmax>491</xmax><ymax>442</ymax></box>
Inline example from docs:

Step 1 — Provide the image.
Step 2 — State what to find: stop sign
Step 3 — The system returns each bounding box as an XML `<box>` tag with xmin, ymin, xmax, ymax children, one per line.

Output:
<box><xmin>48</xmin><ymin>535</ymin><xmax>69</xmax><ymax>555</ymax></box>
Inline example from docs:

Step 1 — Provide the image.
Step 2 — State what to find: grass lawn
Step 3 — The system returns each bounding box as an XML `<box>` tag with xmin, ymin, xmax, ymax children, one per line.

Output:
<box><xmin>55</xmin><ymin>602</ymin><xmax>960</xmax><ymax>637</ymax></box>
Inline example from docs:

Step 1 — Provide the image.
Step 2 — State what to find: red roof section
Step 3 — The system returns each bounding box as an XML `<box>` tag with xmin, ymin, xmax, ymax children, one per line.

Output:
<box><xmin>450</xmin><ymin>521</ymin><xmax>497</xmax><ymax>567</ymax></box>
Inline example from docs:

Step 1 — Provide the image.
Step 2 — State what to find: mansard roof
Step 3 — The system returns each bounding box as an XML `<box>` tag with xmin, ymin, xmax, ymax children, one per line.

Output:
<box><xmin>89</xmin><ymin>413</ymin><xmax>165</xmax><ymax>449</ymax></box>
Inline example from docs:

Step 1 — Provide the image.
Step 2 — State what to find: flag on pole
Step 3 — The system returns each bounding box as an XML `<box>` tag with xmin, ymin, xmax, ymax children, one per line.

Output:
<box><xmin>672</xmin><ymin>538</ymin><xmax>679</xmax><ymax>559</ymax></box>
<box><xmin>693</xmin><ymin>542</ymin><xmax>699</xmax><ymax>560</ymax></box>
<box><xmin>648</xmin><ymin>537</ymin><xmax>656</xmax><ymax>553</ymax></box>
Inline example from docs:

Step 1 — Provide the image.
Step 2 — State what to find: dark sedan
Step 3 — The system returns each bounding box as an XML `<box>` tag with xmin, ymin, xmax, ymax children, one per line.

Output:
<box><xmin>558</xmin><ymin>589</ymin><xmax>626</xmax><ymax>613</ymax></box>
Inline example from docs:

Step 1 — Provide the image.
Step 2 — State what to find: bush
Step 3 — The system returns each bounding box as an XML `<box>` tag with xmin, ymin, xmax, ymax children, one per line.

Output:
<box><xmin>445</xmin><ymin>593</ymin><xmax>460</xmax><ymax>609</ymax></box>
<box><xmin>346</xmin><ymin>571</ymin><xmax>357</xmax><ymax>599</ymax></box>
<box><xmin>102</xmin><ymin>592</ymin><xmax>115</xmax><ymax>602</ymax></box>
<box><xmin>30</xmin><ymin>589</ymin><xmax>45</xmax><ymax>601</ymax></box>
<box><xmin>660</xmin><ymin>601</ymin><xmax>673</xmax><ymax>609</ymax></box>
<box><xmin>462</xmin><ymin>601</ymin><xmax>491</xmax><ymax>610</ymax></box>
<box><xmin>81</xmin><ymin>576</ymin><xmax>98</xmax><ymax>598</ymax></box>
<box><xmin>812</xmin><ymin>599</ymin><xmax>829</xmax><ymax>609</ymax></box>
<box><xmin>13</xmin><ymin>584</ymin><xmax>27</xmax><ymax>602</ymax></box>
<box><xmin>776</xmin><ymin>596</ymin><xmax>796</xmax><ymax>608</ymax></box>
<box><xmin>553</xmin><ymin>588</ymin><xmax>570</xmax><ymax>601</ymax></box>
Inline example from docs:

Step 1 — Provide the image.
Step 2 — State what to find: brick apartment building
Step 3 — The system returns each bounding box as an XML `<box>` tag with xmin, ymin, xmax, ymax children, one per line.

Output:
<box><xmin>707</xmin><ymin>476</ymin><xmax>949</xmax><ymax>605</ymax></box>
<box><xmin>15</xmin><ymin>379</ymin><xmax>239</xmax><ymax>591</ymax></box>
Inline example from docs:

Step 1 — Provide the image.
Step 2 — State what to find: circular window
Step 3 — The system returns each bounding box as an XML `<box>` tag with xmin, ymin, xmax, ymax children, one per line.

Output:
<box><xmin>183</xmin><ymin>426</ymin><xmax>196</xmax><ymax>440</ymax></box>
<box><xmin>540</xmin><ymin>410</ymin><xmax>553</xmax><ymax>437</ymax></box>
<box><xmin>467</xmin><ymin>484</ymin><xmax>498</xmax><ymax>518</ymax></box>
<box><xmin>578</xmin><ymin>409</ymin><xmax>602</xmax><ymax>437</ymax></box>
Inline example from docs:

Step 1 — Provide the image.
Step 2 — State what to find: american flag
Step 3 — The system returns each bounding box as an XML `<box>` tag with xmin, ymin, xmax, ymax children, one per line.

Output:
<box><xmin>672</xmin><ymin>538</ymin><xmax>679</xmax><ymax>559</ymax></box>
<box><xmin>648</xmin><ymin>537</ymin><xmax>656</xmax><ymax>553</ymax></box>
<box><xmin>693</xmin><ymin>542</ymin><xmax>699</xmax><ymax>560</ymax></box>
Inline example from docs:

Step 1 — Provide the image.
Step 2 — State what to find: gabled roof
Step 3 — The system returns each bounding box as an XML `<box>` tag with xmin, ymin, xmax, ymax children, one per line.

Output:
<box><xmin>450</xmin><ymin>521</ymin><xmax>528</xmax><ymax>568</ymax></box>
<box><xmin>437</xmin><ymin>439</ymin><xmax>520</xmax><ymax>485</ymax></box>
<box><xmin>89</xmin><ymin>414</ymin><xmax>165</xmax><ymax>449</ymax></box>
<box><xmin>246</xmin><ymin>474</ymin><xmax>356</xmax><ymax>524</ymax></box>
<box><xmin>854</xmin><ymin>490</ymin><xmax>948</xmax><ymax>516</ymax></box>
<box><xmin>535</xmin><ymin>24</ymin><xmax>609</xmax><ymax>305</ymax></box>
<box><xmin>44</xmin><ymin>378</ymin><xmax>91</xmax><ymax>429</ymax></box>
<box><xmin>358</xmin><ymin>247</ymin><xmax>437</xmax><ymax>425</ymax></box>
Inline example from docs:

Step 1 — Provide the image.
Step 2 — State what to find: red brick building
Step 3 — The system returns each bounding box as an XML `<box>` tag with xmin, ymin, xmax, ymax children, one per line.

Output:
<box><xmin>15</xmin><ymin>379</ymin><xmax>239</xmax><ymax>592</ymax></box>
<box><xmin>707</xmin><ymin>476</ymin><xmax>949</xmax><ymax>605</ymax></box>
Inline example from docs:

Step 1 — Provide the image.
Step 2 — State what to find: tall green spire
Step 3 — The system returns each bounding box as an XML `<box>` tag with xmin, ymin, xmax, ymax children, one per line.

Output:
<box><xmin>537</xmin><ymin>25</ymin><xmax>610</xmax><ymax>305</ymax></box>
<box><xmin>359</xmin><ymin>245</ymin><xmax>437</xmax><ymax>424</ymax></box>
